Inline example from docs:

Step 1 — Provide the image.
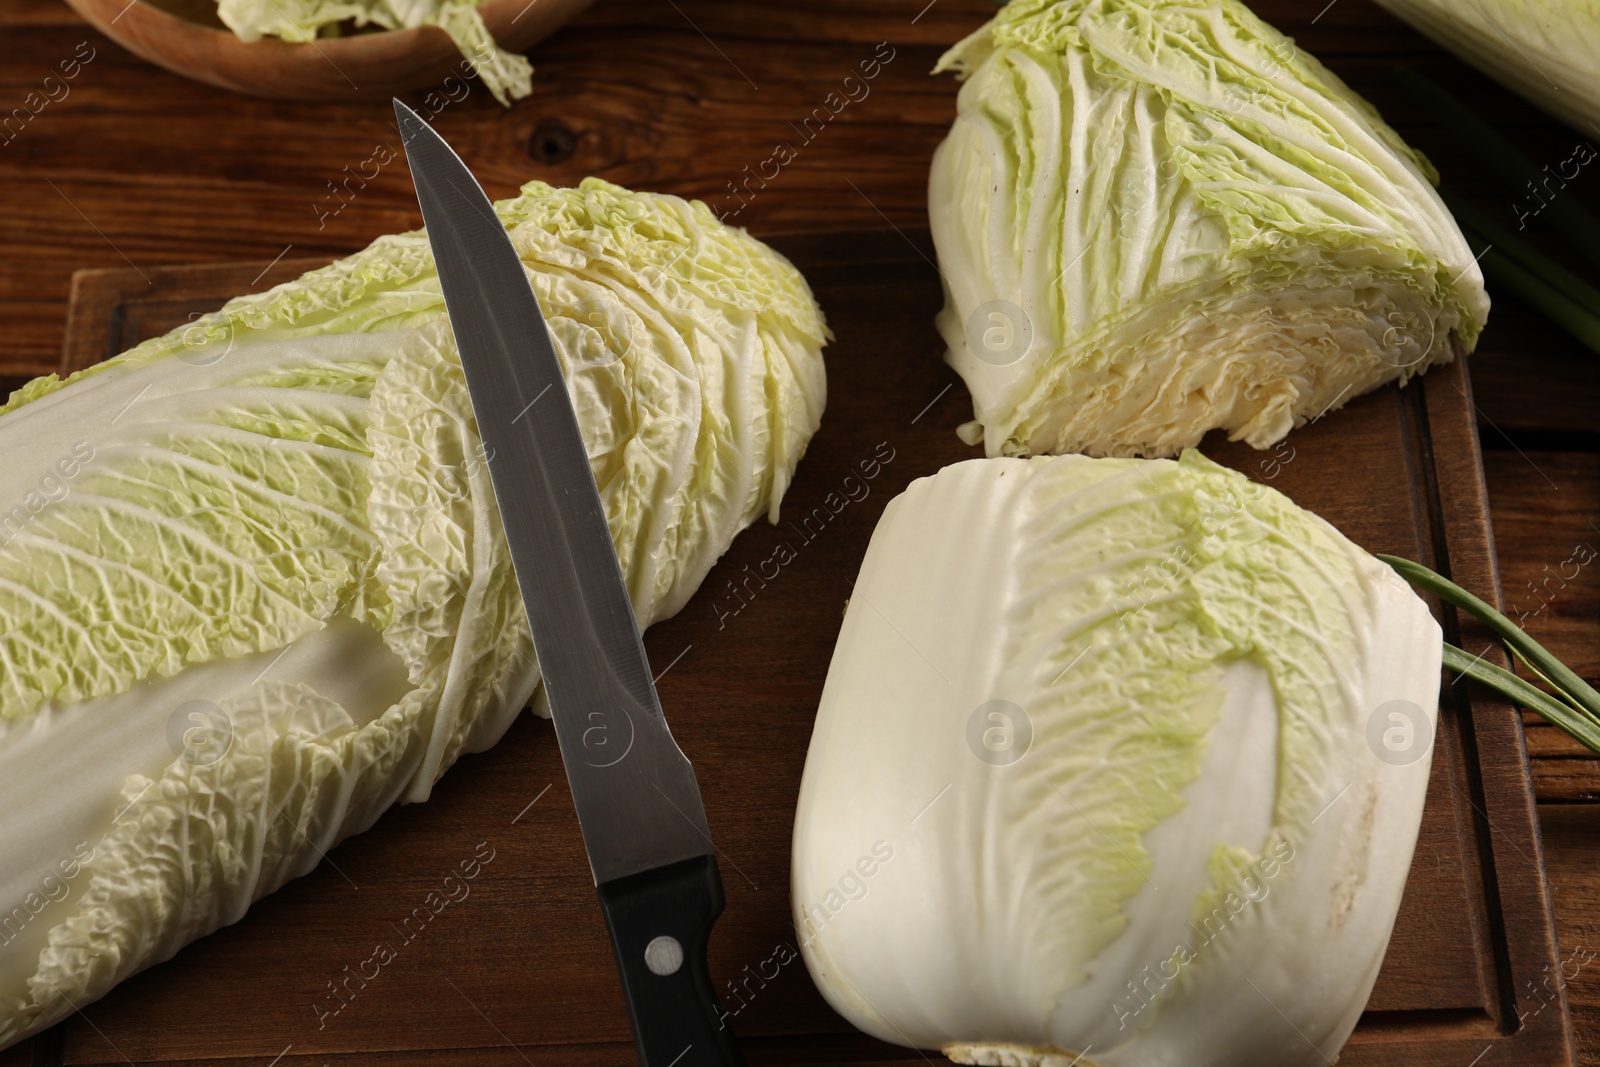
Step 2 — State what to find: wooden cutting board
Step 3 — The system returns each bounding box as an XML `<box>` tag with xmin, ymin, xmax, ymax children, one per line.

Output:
<box><xmin>1</xmin><ymin>229</ymin><xmax>1574</xmax><ymax>1066</ymax></box>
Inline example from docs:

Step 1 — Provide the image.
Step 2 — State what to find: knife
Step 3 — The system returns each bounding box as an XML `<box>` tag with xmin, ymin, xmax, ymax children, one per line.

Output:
<box><xmin>394</xmin><ymin>100</ymin><xmax>744</xmax><ymax>1067</ymax></box>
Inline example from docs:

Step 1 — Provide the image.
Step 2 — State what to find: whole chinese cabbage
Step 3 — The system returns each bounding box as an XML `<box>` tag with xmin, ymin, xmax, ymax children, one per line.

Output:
<box><xmin>929</xmin><ymin>0</ymin><xmax>1489</xmax><ymax>458</ymax></box>
<box><xmin>0</xmin><ymin>178</ymin><xmax>827</xmax><ymax>1048</ymax></box>
<box><xmin>215</xmin><ymin>0</ymin><xmax>535</xmax><ymax>104</ymax></box>
<box><xmin>793</xmin><ymin>451</ymin><xmax>1440</xmax><ymax>1066</ymax></box>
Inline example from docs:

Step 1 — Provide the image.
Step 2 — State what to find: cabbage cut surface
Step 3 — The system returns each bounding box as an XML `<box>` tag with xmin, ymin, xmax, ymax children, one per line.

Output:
<box><xmin>929</xmin><ymin>0</ymin><xmax>1489</xmax><ymax>458</ymax></box>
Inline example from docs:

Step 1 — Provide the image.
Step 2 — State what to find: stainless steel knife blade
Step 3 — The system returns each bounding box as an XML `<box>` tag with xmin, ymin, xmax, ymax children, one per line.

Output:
<box><xmin>393</xmin><ymin>101</ymin><xmax>714</xmax><ymax>886</ymax></box>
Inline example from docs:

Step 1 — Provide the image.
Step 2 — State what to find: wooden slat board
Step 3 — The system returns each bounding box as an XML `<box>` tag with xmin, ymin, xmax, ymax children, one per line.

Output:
<box><xmin>0</xmin><ymin>230</ymin><xmax>1574</xmax><ymax>1066</ymax></box>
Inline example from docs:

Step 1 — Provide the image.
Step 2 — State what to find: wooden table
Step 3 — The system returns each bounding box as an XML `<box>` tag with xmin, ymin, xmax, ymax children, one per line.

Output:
<box><xmin>1</xmin><ymin>0</ymin><xmax>1596</xmax><ymax>1061</ymax></box>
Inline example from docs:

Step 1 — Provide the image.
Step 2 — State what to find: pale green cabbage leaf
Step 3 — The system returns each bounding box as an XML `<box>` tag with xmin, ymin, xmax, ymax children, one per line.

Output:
<box><xmin>929</xmin><ymin>0</ymin><xmax>1489</xmax><ymax>458</ymax></box>
<box><xmin>0</xmin><ymin>178</ymin><xmax>827</xmax><ymax>1048</ymax></box>
<box><xmin>793</xmin><ymin>450</ymin><xmax>1440</xmax><ymax>1066</ymax></box>
<box><xmin>215</xmin><ymin>0</ymin><xmax>534</xmax><ymax>104</ymax></box>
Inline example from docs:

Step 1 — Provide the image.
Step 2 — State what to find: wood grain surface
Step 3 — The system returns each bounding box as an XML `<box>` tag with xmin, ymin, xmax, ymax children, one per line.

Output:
<box><xmin>0</xmin><ymin>0</ymin><xmax>1597</xmax><ymax>1063</ymax></box>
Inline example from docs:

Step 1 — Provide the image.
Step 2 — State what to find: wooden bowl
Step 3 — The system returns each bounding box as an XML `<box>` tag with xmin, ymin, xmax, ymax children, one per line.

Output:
<box><xmin>62</xmin><ymin>0</ymin><xmax>594</xmax><ymax>100</ymax></box>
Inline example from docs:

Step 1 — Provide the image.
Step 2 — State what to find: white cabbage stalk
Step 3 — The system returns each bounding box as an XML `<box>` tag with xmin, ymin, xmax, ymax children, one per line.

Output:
<box><xmin>792</xmin><ymin>451</ymin><xmax>1440</xmax><ymax>1066</ymax></box>
<box><xmin>215</xmin><ymin>0</ymin><xmax>534</xmax><ymax>104</ymax></box>
<box><xmin>929</xmin><ymin>0</ymin><xmax>1489</xmax><ymax>459</ymax></box>
<box><xmin>1373</xmin><ymin>0</ymin><xmax>1600</xmax><ymax>132</ymax></box>
<box><xmin>0</xmin><ymin>178</ymin><xmax>827</xmax><ymax>1048</ymax></box>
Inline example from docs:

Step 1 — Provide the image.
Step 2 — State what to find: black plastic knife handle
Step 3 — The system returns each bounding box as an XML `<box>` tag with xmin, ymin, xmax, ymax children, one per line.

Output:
<box><xmin>596</xmin><ymin>855</ymin><xmax>746</xmax><ymax>1066</ymax></box>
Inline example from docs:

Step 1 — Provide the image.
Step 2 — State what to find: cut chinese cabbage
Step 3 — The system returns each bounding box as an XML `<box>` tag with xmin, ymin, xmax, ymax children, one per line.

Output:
<box><xmin>793</xmin><ymin>450</ymin><xmax>1440</xmax><ymax>1066</ymax></box>
<box><xmin>928</xmin><ymin>0</ymin><xmax>1489</xmax><ymax>458</ymax></box>
<box><xmin>0</xmin><ymin>177</ymin><xmax>827</xmax><ymax>1048</ymax></box>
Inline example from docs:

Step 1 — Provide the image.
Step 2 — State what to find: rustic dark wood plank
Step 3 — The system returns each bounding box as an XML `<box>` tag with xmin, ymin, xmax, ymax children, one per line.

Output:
<box><xmin>58</xmin><ymin>257</ymin><xmax>334</xmax><ymax>375</ymax></box>
<box><xmin>0</xmin><ymin>0</ymin><xmax>980</xmax><ymax>378</ymax></box>
<box><xmin>3</xmin><ymin>0</ymin><xmax>1588</xmax><ymax>375</ymax></box>
<box><xmin>1540</xmin><ymin>806</ymin><xmax>1600</xmax><ymax>1067</ymax></box>
<box><xmin>1486</xmin><ymin>450</ymin><xmax>1600</xmax><ymax>800</ymax></box>
<box><xmin>1420</xmin><ymin>348</ymin><xmax>1570</xmax><ymax>1055</ymax></box>
<box><xmin>1482</xmin><ymin>452</ymin><xmax>1600</xmax><ymax>685</ymax></box>
<box><xmin>1470</xmin><ymin>326</ymin><xmax>1600</xmax><ymax>446</ymax></box>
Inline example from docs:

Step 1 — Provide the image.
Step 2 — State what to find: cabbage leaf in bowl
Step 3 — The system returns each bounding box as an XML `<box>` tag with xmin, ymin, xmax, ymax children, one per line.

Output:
<box><xmin>217</xmin><ymin>0</ymin><xmax>534</xmax><ymax>103</ymax></box>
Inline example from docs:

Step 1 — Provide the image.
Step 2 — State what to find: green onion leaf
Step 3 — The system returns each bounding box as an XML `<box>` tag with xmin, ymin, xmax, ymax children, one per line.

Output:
<box><xmin>1456</xmin><ymin>223</ymin><xmax>1600</xmax><ymax>356</ymax></box>
<box><xmin>1380</xmin><ymin>554</ymin><xmax>1600</xmax><ymax>728</ymax></box>
<box><xmin>1442</xmin><ymin>643</ymin><xmax>1600</xmax><ymax>753</ymax></box>
<box><xmin>1443</xmin><ymin>189</ymin><xmax>1600</xmax><ymax>321</ymax></box>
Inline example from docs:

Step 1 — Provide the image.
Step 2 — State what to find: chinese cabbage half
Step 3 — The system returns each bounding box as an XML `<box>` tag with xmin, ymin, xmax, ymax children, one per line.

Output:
<box><xmin>929</xmin><ymin>0</ymin><xmax>1489</xmax><ymax>458</ymax></box>
<box><xmin>0</xmin><ymin>178</ymin><xmax>827</xmax><ymax>1048</ymax></box>
<box><xmin>793</xmin><ymin>451</ymin><xmax>1440</xmax><ymax>1066</ymax></box>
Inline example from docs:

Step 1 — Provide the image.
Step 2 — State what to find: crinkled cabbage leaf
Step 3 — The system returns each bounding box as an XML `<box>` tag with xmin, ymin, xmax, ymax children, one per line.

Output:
<box><xmin>930</xmin><ymin>0</ymin><xmax>1489</xmax><ymax>458</ymax></box>
<box><xmin>0</xmin><ymin>178</ymin><xmax>827</xmax><ymax>1048</ymax></box>
<box><xmin>215</xmin><ymin>0</ymin><xmax>534</xmax><ymax>104</ymax></box>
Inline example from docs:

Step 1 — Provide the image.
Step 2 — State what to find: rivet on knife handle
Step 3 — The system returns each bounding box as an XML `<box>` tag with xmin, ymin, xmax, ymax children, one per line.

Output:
<box><xmin>599</xmin><ymin>856</ymin><xmax>746</xmax><ymax>1066</ymax></box>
